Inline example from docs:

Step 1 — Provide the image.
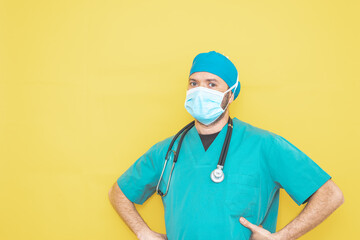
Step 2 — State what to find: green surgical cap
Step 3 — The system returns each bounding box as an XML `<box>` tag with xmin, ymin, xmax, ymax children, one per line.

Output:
<box><xmin>189</xmin><ymin>50</ymin><xmax>241</xmax><ymax>100</ymax></box>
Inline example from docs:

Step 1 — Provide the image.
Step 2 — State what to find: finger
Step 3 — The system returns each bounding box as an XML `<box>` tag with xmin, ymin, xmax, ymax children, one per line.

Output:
<box><xmin>239</xmin><ymin>217</ymin><xmax>258</xmax><ymax>232</ymax></box>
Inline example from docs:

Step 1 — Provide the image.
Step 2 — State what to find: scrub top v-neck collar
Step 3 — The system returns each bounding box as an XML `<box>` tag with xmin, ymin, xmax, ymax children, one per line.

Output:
<box><xmin>184</xmin><ymin>121</ymin><xmax>229</xmax><ymax>166</ymax></box>
<box><xmin>198</xmin><ymin>131</ymin><xmax>220</xmax><ymax>151</ymax></box>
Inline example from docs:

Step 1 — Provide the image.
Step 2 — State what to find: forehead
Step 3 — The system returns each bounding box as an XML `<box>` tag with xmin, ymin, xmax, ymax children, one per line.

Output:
<box><xmin>189</xmin><ymin>72</ymin><xmax>227</xmax><ymax>85</ymax></box>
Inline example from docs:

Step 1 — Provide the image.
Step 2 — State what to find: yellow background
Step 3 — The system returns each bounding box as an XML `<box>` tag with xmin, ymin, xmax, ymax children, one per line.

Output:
<box><xmin>0</xmin><ymin>0</ymin><xmax>358</xmax><ymax>239</ymax></box>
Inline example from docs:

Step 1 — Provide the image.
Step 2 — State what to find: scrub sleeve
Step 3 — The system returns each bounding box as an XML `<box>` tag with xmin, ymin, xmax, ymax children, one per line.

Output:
<box><xmin>265</xmin><ymin>134</ymin><xmax>332</xmax><ymax>206</ymax></box>
<box><xmin>116</xmin><ymin>142</ymin><xmax>163</xmax><ymax>205</ymax></box>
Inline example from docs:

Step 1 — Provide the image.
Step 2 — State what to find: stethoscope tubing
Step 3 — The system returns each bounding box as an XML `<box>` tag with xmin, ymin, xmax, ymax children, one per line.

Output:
<box><xmin>165</xmin><ymin>121</ymin><xmax>195</xmax><ymax>161</ymax></box>
<box><xmin>219</xmin><ymin>118</ymin><xmax>233</xmax><ymax>167</ymax></box>
<box><xmin>157</xmin><ymin>121</ymin><xmax>195</xmax><ymax>196</ymax></box>
<box><xmin>157</xmin><ymin>117</ymin><xmax>233</xmax><ymax>197</ymax></box>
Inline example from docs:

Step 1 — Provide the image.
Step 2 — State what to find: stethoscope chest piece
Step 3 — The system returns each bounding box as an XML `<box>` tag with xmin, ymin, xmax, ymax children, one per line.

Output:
<box><xmin>210</xmin><ymin>165</ymin><xmax>224</xmax><ymax>183</ymax></box>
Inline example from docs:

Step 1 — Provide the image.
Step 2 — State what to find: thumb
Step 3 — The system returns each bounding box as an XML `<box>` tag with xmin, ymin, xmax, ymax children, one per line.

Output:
<box><xmin>239</xmin><ymin>217</ymin><xmax>261</xmax><ymax>232</ymax></box>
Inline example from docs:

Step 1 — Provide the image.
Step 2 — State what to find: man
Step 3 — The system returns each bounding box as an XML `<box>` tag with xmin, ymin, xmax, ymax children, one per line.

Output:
<box><xmin>108</xmin><ymin>50</ymin><xmax>344</xmax><ymax>240</ymax></box>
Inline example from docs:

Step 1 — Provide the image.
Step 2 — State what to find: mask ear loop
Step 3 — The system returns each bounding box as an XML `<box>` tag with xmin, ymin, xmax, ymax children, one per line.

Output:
<box><xmin>222</xmin><ymin>81</ymin><xmax>239</xmax><ymax>111</ymax></box>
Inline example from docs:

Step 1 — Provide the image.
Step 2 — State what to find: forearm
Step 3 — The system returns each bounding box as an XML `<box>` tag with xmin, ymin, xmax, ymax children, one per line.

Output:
<box><xmin>108</xmin><ymin>183</ymin><xmax>152</xmax><ymax>238</ymax></box>
<box><xmin>275</xmin><ymin>180</ymin><xmax>344</xmax><ymax>240</ymax></box>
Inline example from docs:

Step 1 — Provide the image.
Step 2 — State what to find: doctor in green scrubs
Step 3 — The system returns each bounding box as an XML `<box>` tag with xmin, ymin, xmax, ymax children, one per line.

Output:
<box><xmin>109</xmin><ymin>51</ymin><xmax>344</xmax><ymax>240</ymax></box>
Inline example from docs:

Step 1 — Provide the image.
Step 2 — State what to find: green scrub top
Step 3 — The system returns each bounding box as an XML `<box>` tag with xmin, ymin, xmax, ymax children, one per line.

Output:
<box><xmin>117</xmin><ymin>117</ymin><xmax>331</xmax><ymax>239</ymax></box>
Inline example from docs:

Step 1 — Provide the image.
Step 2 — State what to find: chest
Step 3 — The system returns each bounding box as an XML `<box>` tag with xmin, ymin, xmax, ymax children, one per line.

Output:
<box><xmin>159</xmin><ymin>138</ymin><xmax>264</xmax><ymax>216</ymax></box>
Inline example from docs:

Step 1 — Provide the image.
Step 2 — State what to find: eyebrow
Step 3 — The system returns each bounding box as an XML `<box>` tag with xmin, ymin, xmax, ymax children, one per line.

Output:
<box><xmin>189</xmin><ymin>78</ymin><xmax>219</xmax><ymax>82</ymax></box>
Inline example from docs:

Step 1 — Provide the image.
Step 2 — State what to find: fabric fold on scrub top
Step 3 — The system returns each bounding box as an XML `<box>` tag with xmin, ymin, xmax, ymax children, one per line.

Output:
<box><xmin>117</xmin><ymin>117</ymin><xmax>332</xmax><ymax>240</ymax></box>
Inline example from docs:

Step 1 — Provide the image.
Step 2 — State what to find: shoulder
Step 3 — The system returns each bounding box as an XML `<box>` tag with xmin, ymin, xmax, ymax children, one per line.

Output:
<box><xmin>232</xmin><ymin>118</ymin><xmax>306</xmax><ymax>155</ymax></box>
<box><xmin>232</xmin><ymin>117</ymin><xmax>278</xmax><ymax>143</ymax></box>
<box><xmin>152</xmin><ymin>134</ymin><xmax>174</xmax><ymax>150</ymax></box>
<box><xmin>145</xmin><ymin>133</ymin><xmax>175</xmax><ymax>158</ymax></box>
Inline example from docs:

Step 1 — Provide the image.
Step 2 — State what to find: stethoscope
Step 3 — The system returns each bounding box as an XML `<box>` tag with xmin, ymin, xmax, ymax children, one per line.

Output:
<box><xmin>156</xmin><ymin>117</ymin><xmax>233</xmax><ymax>197</ymax></box>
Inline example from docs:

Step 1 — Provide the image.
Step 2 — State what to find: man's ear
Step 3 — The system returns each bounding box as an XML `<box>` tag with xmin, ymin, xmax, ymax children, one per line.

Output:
<box><xmin>221</xmin><ymin>91</ymin><xmax>234</xmax><ymax>109</ymax></box>
<box><xmin>229</xmin><ymin>91</ymin><xmax>235</xmax><ymax>104</ymax></box>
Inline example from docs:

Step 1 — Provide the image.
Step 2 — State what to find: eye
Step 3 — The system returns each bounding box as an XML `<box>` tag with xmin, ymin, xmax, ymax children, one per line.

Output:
<box><xmin>189</xmin><ymin>82</ymin><xmax>197</xmax><ymax>87</ymax></box>
<box><xmin>209</xmin><ymin>83</ymin><xmax>216</xmax><ymax>87</ymax></box>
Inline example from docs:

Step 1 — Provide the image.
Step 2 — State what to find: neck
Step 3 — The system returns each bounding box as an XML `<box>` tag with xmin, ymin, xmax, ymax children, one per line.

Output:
<box><xmin>194</xmin><ymin>110</ymin><xmax>230</xmax><ymax>135</ymax></box>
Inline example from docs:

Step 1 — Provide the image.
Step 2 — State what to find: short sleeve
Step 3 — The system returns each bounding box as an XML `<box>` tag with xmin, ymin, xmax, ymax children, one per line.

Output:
<box><xmin>117</xmin><ymin>142</ymin><xmax>165</xmax><ymax>205</ymax></box>
<box><xmin>265</xmin><ymin>134</ymin><xmax>332</xmax><ymax>206</ymax></box>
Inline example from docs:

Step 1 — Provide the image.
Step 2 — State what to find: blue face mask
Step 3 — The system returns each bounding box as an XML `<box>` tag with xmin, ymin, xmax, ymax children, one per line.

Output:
<box><xmin>184</xmin><ymin>82</ymin><xmax>239</xmax><ymax>125</ymax></box>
